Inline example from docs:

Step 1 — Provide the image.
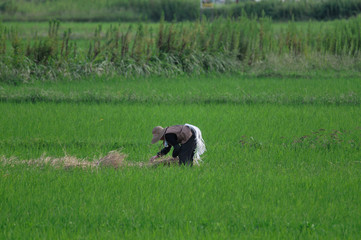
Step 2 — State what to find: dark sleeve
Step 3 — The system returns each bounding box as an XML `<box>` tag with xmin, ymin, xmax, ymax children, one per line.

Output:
<box><xmin>158</xmin><ymin>144</ymin><xmax>171</xmax><ymax>157</ymax></box>
<box><xmin>157</xmin><ymin>133</ymin><xmax>180</xmax><ymax>157</ymax></box>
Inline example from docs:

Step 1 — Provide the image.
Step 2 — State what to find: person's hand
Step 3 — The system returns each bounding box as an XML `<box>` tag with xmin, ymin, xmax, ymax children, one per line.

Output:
<box><xmin>149</xmin><ymin>155</ymin><xmax>159</xmax><ymax>163</ymax></box>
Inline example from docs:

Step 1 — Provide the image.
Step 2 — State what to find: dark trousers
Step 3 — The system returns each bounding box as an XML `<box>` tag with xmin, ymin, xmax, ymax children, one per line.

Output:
<box><xmin>179</xmin><ymin>131</ymin><xmax>196</xmax><ymax>166</ymax></box>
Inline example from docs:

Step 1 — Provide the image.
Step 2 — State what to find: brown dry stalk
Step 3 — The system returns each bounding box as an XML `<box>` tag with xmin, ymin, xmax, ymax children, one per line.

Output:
<box><xmin>0</xmin><ymin>151</ymin><xmax>179</xmax><ymax>169</ymax></box>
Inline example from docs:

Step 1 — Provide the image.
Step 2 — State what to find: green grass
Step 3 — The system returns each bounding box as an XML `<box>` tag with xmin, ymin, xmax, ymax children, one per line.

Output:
<box><xmin>1</xmin><ymin>74</ymin><xmax>361</xmax><ymax>104</ymax></box>
<box><xmin>1</xmin><ymin>101</ymin><xmax>361</xmax><ymax>159</ymax></box>
<box><xmin>1</xmin><ymin>33</ymin><xmax>361</xmax><ymax>238</ymax></box>
<box><xmin>1</xmin><ymin>5</ymin><xmax>361</xmax><ymax>238</ymax></box>
<box><xmin>0</xmin><ymin>20</ymin><xmax>330</xmax><ymax>40</ymax></box>
<box><xmin>1</xmin><ymin>160</ymin><xmax>361</xmax><ymax>239</ymax></box>
<box><xmin>1</xmin><ymin>22</ymin><xmax>160</xmax><ymax>40</ymax></box>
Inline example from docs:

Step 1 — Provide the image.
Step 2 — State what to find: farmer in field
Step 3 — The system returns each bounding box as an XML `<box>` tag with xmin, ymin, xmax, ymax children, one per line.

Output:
<box><xmin>150</xmin><ymin>124</ymin><xmax>206</xmax><ymax>166</ymax></box>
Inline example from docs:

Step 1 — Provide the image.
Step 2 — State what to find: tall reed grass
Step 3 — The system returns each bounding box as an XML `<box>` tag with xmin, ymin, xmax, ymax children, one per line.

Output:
<box><xmin>1</xmin><ymin>16</ymin><xmax>361</xmax><ymax>83</ymax></box>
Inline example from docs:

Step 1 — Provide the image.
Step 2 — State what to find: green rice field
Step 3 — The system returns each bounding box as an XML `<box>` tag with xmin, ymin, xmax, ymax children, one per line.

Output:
<box><xmin>1</xmin><ymin>12</ymin><xmax>361</xmax><ymax>238</ymax></box>
<box><xmin>1</xmin><ymin>72</ymin><xmax>361</xmax><ymax>238</ymax></box>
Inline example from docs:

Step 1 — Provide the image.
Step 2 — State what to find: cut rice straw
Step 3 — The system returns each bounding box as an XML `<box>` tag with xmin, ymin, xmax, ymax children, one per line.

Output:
<box><xmin>0</xmin><ymin>151</ymin><xmax>180</xmax><ymax>169</ymax></box>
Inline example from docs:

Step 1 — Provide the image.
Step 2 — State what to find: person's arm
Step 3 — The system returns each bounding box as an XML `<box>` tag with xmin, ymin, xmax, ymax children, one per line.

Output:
<box><xmin>157</xmin><ymin>134</ymin><xmax>180</xmax><ymax>157</ymax></box>
<box><xmin>151</xmin><ymin>143</ymin><xmax>171</xmax><ymax>162</ymax></box>
<box><xmin>157</xmin><ymin>144</ymin><xmax>171</xmax><ymax>157</ymax></box>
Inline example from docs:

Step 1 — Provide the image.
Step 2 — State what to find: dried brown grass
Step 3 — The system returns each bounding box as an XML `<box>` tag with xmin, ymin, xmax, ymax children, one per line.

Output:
<box><xmin>148</xmin><ymin>156</ymin><xmax>179</xmax><ymax>167</ymax></box>
<box><xmin>0</xmin><ymin>151</ymin><xmax>179</xmax><ymax>169</ymax></box>
<box><xmin>97</xmin><ymin>151</ymin><xmax>127</xmax><ymax>168</ymax></box>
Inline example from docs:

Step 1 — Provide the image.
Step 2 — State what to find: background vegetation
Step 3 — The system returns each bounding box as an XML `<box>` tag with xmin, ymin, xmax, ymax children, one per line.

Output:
<box><xmin>1</xmin><ymin>16</ymin><xmax>361</xmax><ymax>84</ymax></box>
<box><xmin>1</xmin><ymin>0</ymin><xmax>361</xmax><ymax>22</ymax></box>
<box><xmin>212</xmin><ymin>0</ymin><xmax>361</xmax><ymax>21</ymax></box>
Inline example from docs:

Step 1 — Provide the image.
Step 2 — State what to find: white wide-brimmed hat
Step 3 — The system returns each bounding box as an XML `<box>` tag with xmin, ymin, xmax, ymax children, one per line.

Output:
<box><xmin>151</xmin><ymin>126</ymin><xmax>166</xmax><ymax>144</ymax></box>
